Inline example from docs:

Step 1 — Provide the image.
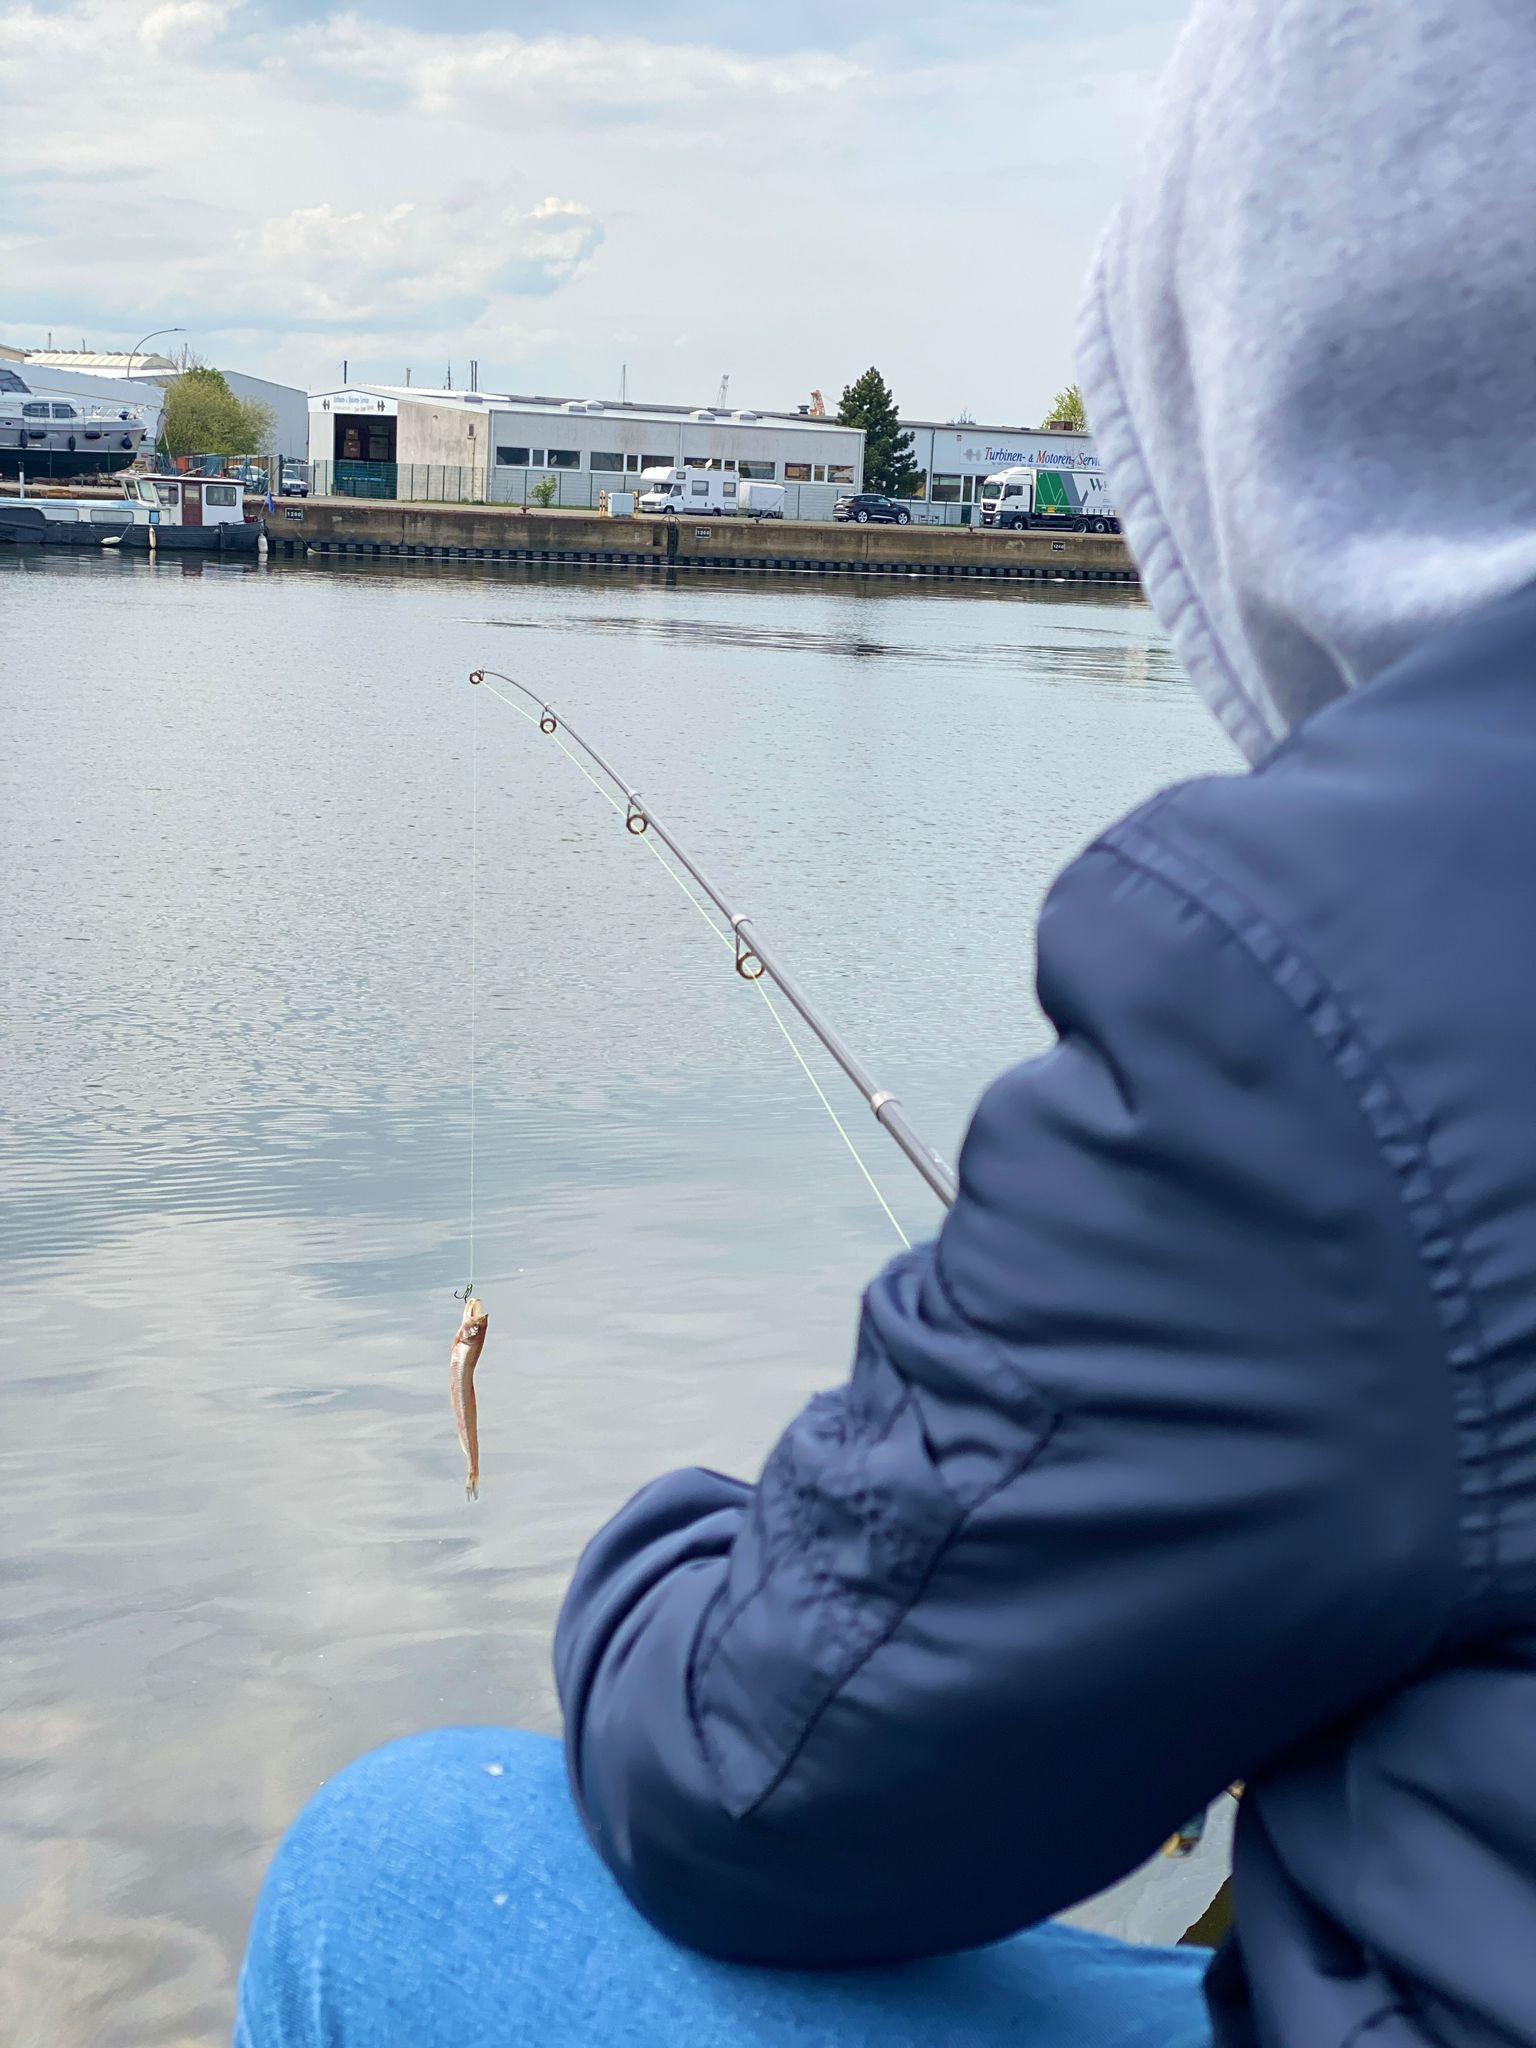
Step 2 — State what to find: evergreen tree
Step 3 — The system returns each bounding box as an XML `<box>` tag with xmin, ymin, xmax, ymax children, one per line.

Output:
<box><xmin>837</xmin><ymin>367</ymin><xmax>922</xmax><ymax>497</ymax></box>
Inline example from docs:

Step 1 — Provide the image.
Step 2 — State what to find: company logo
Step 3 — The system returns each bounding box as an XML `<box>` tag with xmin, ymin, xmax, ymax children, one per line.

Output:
<box><xmin>961</xmin><ymin>441</ymin><xmax>1100</xmax><ymax>472</ymax></box>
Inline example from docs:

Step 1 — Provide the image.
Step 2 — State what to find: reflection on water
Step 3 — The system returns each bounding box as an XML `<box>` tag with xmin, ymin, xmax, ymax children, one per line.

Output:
<box><xmin>0</xmin><ymin>552</ymin><xmax>1236</xmax><ymax>2044</ymax></box>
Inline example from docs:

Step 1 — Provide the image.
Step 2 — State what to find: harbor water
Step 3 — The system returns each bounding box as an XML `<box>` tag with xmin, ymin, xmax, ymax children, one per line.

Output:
<box><xmin>0</xmin><ymin>551</ymin><xmax>1236</xmax><ymax>2045</ymax></box>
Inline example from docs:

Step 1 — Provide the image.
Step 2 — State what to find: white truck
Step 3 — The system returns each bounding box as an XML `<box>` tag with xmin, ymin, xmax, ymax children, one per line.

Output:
<box><xmin>637</xmin><ymin>466</ymin><xmax>739</xmax><ymax>515</ymax></box>
<box><xmin>978</xmin><ymin>466</ymin><xmax>1119</xmax><ymax>533</ymax></box>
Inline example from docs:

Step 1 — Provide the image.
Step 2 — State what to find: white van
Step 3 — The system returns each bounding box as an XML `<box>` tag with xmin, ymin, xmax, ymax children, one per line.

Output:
<box><xmin>637</xmin><ymin>466</ymin><xmax>739</xmax><ymax>515</ymax></box>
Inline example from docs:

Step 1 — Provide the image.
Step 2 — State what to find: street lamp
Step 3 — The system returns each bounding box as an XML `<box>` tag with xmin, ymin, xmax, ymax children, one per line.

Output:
<box><xmin>125</xmin><ymin>327</ymin><xmax>185</xmax><ymax>471</ymax></box>
<box><xmin>126</xmin><ymin>326</ymin><xmax>185</xmax><ymax>379</ymax></box>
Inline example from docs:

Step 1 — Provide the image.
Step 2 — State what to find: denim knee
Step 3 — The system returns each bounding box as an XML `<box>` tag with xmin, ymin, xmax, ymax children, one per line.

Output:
<box><xmin>235</xmin><ymin>1727</ymin><xmax>565</xmax><ymax>2048</ymax></box>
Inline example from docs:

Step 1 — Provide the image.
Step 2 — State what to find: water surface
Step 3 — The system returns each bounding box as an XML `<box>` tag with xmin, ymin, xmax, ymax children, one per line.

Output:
<box><xmin>0</xmin><ymin>552</ymin><xmax>1235</xmax><ymax>2044</ymax></box>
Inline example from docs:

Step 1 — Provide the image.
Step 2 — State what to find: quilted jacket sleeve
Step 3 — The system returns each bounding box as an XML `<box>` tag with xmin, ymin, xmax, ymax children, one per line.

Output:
<box><xmin>553</xmin><ymin>829</ymin><xmax>1462</xmax><ymax>1966</ymax></box>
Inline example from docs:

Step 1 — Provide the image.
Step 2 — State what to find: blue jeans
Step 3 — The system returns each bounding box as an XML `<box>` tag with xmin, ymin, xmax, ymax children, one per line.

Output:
<box><xmin>234</xmin><ymin>1727</ymin><xmax>1213</xmax><ymax>2048</ymax></box>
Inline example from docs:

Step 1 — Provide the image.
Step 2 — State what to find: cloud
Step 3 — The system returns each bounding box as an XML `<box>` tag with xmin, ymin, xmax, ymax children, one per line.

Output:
<box><xmin>137</xmin><ymin>0</ymin><xmax>230</xmax><ymax>48</ymax></box>
<box><xmin>0</xmin><ymin>0</ymin><xmax>1187</xmax><ymax>412</ymax></box>
<box><xmin>238</xmin><ymin>191</ymin><xmax>603</xmax><ymax>326</ymax></box>
<box><xmin>276</xmin><ymin>14</ymin><xmax>864</xmax><ymax>123</ymax></box>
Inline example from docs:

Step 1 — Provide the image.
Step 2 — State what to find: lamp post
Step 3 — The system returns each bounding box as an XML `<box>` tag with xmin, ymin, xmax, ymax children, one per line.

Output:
<box><xmin>126</xmin><ymin>327</ymin><xmax>185</xmax><ymax>380</ymax></box>
<box><xmin>126</xmin><ymin>328</ymin><xmax>185</xmax><ymax>469</ymax></box>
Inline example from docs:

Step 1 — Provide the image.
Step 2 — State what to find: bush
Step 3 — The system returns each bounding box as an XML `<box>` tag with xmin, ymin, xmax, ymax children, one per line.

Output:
<box><xmin>530</xmin><ymin>476</ymin><xmax>558</xmax><ymax>507</ymax></box>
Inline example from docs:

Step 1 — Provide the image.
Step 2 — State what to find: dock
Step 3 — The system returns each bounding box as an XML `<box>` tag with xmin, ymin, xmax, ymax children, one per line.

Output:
<box><xmin>263</xmin><ymin>499</ymin><xmax>1139</xmax><ymax>587</ymax></box>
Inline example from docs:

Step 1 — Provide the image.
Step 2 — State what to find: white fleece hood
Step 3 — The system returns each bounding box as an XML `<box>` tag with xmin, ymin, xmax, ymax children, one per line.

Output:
<box><xmin>1078</xmin><ymin>0</ymin><xmax>1536</xmax><ymax>764</ymax></box>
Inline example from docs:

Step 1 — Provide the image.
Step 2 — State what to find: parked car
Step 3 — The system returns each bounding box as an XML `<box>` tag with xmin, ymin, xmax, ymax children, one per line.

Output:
<box><xmin>226</xmin><ymin>461</ymin><xmax>268</xmax><ymax>493</ymax></box>
<box><xmin>834</xmin><ymin>493</ymin><xmax>911</xmax><ymax>525</ymax></box>
<box><xmin>280</xmin><ymin>466</ymin><xmax>309</xmax><ymax>498</ymax></box>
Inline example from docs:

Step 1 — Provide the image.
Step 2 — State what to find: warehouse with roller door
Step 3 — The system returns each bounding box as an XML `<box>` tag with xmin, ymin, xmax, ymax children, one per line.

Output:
<box><xmin>307</xmin><ymin>387</ymin><xmax>866</xmax><ymax>519</ymax></box>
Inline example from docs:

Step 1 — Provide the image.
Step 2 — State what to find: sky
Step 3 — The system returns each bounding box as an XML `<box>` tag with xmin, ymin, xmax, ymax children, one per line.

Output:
<box><xmin>0</xmin><ymin>1</ymin><xmax>1187</xmax><ymax>421</ymax></box>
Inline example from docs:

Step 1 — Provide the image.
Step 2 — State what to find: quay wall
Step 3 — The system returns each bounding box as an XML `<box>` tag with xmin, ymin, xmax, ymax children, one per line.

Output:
<box><xmin>264</xmin><ymin>499</ymin><xmax>1139</xmax><ymax>586</ymax></box>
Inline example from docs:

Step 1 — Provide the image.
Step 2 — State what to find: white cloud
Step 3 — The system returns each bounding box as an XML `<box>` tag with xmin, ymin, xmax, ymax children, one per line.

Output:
<box><xmin>136</xmin><ymin>0</ymin><xmax>231</xmax><ymax>50</ymax></box>
<box><xmin>281</xmin><ymin>15</ymin><xmax>865</xmax><ymax>122</ymax></box>
<box><xmin>0</xmin><ymin>0</ymin><xmax>1186</xmax><ymax>414</ymax></box>
<box><xmin>238</xmin><ymin>192</ymin><xmax>603</xmax><ymax>325</ymax></box>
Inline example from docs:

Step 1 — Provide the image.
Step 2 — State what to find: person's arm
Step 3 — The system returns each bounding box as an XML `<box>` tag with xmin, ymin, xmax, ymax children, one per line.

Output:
<box><xmin>555</xmin><ymin>830</ymin><xmax>1462</xmax><ymax>1966</ymax></box>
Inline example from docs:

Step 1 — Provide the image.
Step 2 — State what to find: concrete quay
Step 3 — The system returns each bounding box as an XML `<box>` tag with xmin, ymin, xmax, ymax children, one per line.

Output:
<box><xmin>263</xmin><ymin>499</ymin><xmax>1139</xmax><ymax>587</ymax></box>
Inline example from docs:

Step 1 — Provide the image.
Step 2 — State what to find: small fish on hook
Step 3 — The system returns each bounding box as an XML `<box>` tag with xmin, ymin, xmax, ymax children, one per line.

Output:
<box><xmin>450</xmin><ymin>1294</ymin><xmax>489</xmax><ymax>1500</ymax></box>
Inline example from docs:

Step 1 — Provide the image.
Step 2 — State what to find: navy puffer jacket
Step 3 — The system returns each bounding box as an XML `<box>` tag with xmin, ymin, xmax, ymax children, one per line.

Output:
<box><xmin>557</xmin><ymin>588</ymin><xmax>1536</xmax><ymax>2047</ymax></box>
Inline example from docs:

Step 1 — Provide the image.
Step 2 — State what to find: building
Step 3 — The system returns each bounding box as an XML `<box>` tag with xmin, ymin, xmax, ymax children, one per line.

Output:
<box><xmin>24</xmin><ymin>348</ymin><xmax>181</xmax><ymax>376</ymax></box>
<box><xmin>23</xmin><ymin>352</ymin><xmax>308</xmax><ymax>459</ymax></box>
<box><xmin>307</xmin><ymin>387</ymin><xmax>866</xmax><ymax>518</ymax></box>
<box><xmin>900</xmin><ymin>420</ymin><xmax>1100</xmax><ymax>514</ymax></box>
<box><xmin>220</xmin><ymin>371</ymin><xmax>308</xmax><ymax>461</ymax></box>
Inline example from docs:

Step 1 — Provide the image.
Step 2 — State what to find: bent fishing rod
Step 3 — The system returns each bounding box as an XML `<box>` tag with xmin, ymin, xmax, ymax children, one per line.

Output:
<box><xmin>469</xmin><ymin>669</ymin><xmax>958</xmax><ymax>1208</ymax></box>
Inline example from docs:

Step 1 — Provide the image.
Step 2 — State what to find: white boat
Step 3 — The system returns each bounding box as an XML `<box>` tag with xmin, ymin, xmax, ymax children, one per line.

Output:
<box><xmin>0</xmin><ymin>474</ymin><xmax>261</xmax><ymax>554</ymax></box>
<box><xmin>119</xmin><ymin>473</ymin><xmax>261</xmax><ymax>551</ymax></box>
<box><xmin>0</xmin><ymin>363</ymin><xmax>147</xmax><ymax>477</ymax></box>
<box><xmin>0</xmin><ymin>493</ymin><xmax>152</xmax><ymax>547</ymax></box>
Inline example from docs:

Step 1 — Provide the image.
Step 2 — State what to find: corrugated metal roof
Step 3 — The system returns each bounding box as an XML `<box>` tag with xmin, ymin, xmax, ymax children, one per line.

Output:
<box><xmin>311</xmin><ymin>386</ymin><xmax>861</xmax><ymax>435</ymax></box>
<box><xmin>25</xmin><ymin>351</ymin><xmax>178</xmax><ymax>374</ymax></box>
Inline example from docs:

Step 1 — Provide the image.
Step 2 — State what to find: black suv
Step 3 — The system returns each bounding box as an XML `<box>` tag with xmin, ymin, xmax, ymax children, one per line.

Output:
<box><xmin>833</xmin><ymin>493</ymin><xmax>911</xmax><ymax>525</ymax></box>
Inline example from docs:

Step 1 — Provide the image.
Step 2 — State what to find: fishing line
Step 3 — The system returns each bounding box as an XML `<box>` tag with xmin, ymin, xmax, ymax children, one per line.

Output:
<box><xmin>467</xmin><ymin>676</ymin><xmax>479</xmax><ymax>1296</ymax></box>
<box><xmin>468</xmin><ymin>670</ymin><xmax>954</xmax><ymax>1208</ymax></box>
<box><xmin>475</xmin><ymin>676</ymin><xmax>914</xmax><ymax>1248</ymax></box>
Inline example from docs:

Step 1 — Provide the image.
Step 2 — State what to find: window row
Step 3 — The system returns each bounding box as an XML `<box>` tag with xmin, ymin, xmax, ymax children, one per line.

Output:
<box><xmin>783</xmin><ymin>463</ymin><xmax>856</xmax><ymax>485</ymax></box>
<box><xmin>491</xmin><ymin>447</ymin><xmax>857</xmax><ymax>486</ymax></box>
<box><xmin>494</xmin><ymin>446</ymin><xmax>582</xmax><ymax>469</ymax></box>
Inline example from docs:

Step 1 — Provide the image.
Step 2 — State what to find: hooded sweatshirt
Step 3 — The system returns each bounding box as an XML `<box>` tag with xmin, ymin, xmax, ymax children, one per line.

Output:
<box><xmin>557</xmin><ymin>8</ymin><xmax>1536</xmax><ymax>2046</ymax></box>
<box><xmin>1078</xmin><ymin>0</ymin><xmax>1536</xmax><ymax>762</ymax></box>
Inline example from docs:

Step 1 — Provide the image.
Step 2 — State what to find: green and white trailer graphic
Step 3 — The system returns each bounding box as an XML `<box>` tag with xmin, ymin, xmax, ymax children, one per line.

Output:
<box><xmin>979</xmin><ymin>467</ymin><xmax>1119</xmax><ymax>533</ymax></box>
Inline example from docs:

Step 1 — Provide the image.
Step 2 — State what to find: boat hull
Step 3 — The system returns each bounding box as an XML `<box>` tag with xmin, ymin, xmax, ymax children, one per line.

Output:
<box><xmin>118</xmin><ymin>521</ymin><xmax>262</xmax><ymax>554</ymax></box>
<box><xmin>0</xmin><ymin>506</ymin><xmax>260</xmax><ymax>553</ymax></box>
<box><xmin>0</xmin><ymin>446</ymin><xmax>143</xmax><ymax>481</ymax></box>
<box><xmin>0</xmin><ymin>505</ymin><xmax>84</xmax><ymax>545</ymax></box>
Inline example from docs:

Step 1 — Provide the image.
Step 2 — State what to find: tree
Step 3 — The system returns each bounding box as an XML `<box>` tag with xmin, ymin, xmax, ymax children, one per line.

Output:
<box><xmin>1044</xmin><ymin>382</ymin><xmax>1088</xmax><ymax>431</ymax></box>
<box><xmin>837</xmin><ymin>366</ymin><xmax>922</xmax><ymax>498</ymax></box>
<box><xmin>159</xmin><ymin>367</ymin><xmax>275</xmax><ymax>457</ymax></box>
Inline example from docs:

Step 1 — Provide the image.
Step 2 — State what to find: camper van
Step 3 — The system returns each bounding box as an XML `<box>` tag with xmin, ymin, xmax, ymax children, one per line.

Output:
<box><xmin>637</xmin><ymin>467</ymin><xmax>739</xmax><ymax>516</ymax></box>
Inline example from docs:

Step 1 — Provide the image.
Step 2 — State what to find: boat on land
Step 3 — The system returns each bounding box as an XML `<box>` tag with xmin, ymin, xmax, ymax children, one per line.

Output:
<box><xmin>0</xmin><ymin>473</ymin><xmax>261</xmax><ymax>554</ymax></box>
<box><xmin>0</xmin><ymin>365</ymin><xmax>147</xmax><ymax>478</ymax></box>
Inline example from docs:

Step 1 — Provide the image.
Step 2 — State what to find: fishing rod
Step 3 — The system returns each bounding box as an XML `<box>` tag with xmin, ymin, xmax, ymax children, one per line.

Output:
<box><xmin>469</xmin><ymin>669</ymin><xmax>958</xmax><ymax>1208</ymax></box>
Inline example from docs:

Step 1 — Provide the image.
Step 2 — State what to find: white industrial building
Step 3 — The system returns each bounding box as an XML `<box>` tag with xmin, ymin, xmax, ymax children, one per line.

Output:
<box><xmin>307</xmin><ymin>387</ymin><xmax>865</xmax><ymax>518</ymax></box>
<box><xmin>900</xmin><ymin>420</ymin><xmax>1100</xmax><ymax>513</ymax></box>
<box><xmin>302</xmin><ymin>381</ymin><xmax>1105</xmax><ymax>522</ymax></box>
